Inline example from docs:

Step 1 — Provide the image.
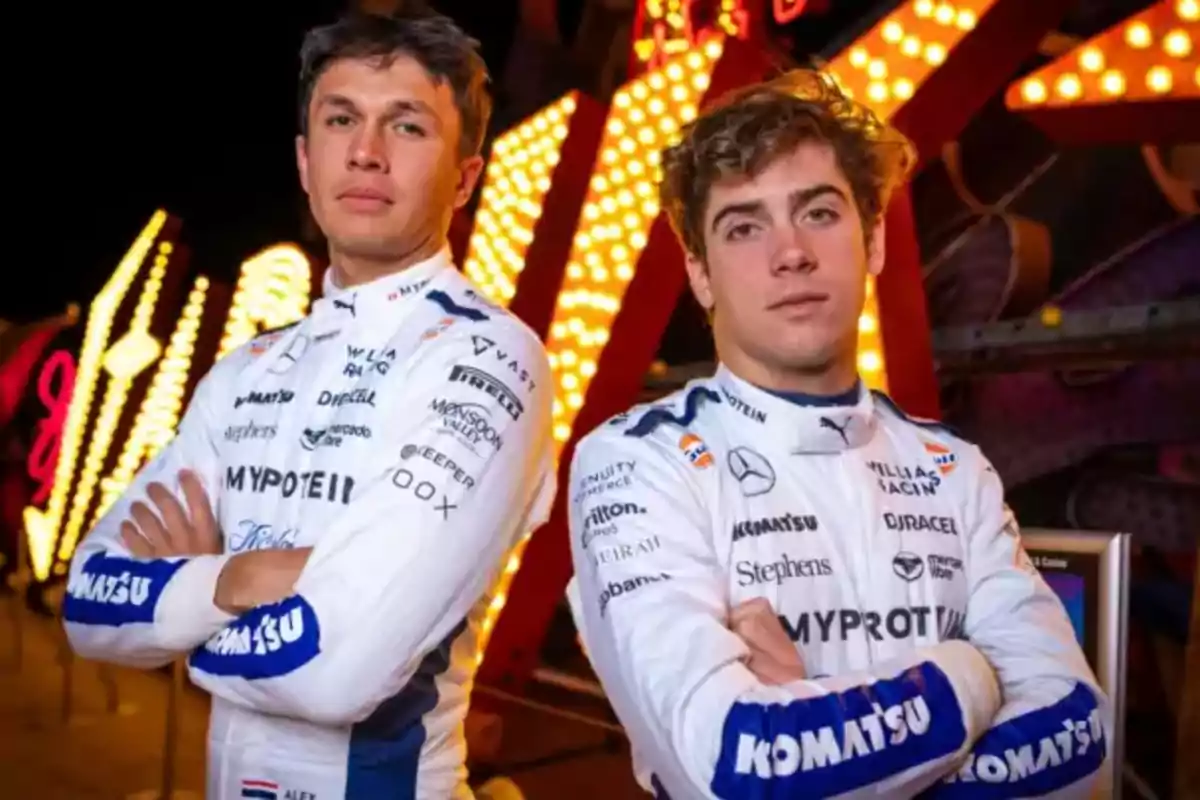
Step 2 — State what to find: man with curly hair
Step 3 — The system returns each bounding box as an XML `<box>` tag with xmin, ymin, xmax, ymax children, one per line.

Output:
<box><xmin>566</xmin><ymin>70</ymin><xmax>1110</xmax><ymax>798</ymax></box>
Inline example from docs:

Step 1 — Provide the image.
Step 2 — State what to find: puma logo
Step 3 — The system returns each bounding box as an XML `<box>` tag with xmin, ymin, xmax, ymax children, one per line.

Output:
<box><xmin>819</xmin><ymin>416</ymin><xmax>850</xmax><ymax>445</ymax></box>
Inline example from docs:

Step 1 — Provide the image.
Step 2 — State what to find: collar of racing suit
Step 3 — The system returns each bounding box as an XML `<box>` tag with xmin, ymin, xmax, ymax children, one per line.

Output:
<box><xmin>313</xmin><ymin>247</ymin><xmax>456</xmax><ymax>321</ymax></box>
<box><xmin>713</xmin><ymin>364</ymin><xmax>878</xmax><ymax>453</ymax></box>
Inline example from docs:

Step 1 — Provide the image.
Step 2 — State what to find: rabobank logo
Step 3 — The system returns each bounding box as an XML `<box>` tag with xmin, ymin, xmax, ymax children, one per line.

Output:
<box><xmin>597</xmin><ymin>572</ymin><xmax>670</xmax><ymax>616</ymax></box>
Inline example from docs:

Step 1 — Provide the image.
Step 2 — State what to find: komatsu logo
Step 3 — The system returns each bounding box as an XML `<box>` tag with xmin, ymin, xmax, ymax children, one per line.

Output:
<box><xmin>67</xmin><ymin>569</ymin><xmax>151</xmax><ymax>607</ymax></box>
<box><xmin>734</xmin><ymin>696</ymin><xmax>933</xmax><ymax>778</ymax></box>
<box><xmin>203</xmin><ymin>605</ymin><xmax>307</xmax><ymax>657</ymax></box>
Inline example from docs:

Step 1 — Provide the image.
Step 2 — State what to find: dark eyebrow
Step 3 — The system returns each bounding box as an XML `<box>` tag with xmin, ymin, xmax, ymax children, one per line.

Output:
<box><xmin>709</xmin><ymin>183</ymin><xmax>850</xmax><ymax>233</ymax></box>
<box><xmin>316</xmin><ymin>94</ymin><xmax>442</xmax><ymax>129</ymax></box>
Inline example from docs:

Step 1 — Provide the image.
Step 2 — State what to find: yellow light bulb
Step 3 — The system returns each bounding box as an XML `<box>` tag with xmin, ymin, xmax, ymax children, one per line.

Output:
<box><xmin>1146</xmin><ymin>65</ymin><xmax>1174</xmax><ymax>93</ymax></box>
<box><xmin>1163</xmin><ymin>29</ymin><xmax>1192</xmax><ymax>58</ymax></box>
<box><xmin>1100</xmin><ymin>69</ymin><xmax>1126</xmax><ymax>96</ymax></box>
<box><xmin>1177</xmin><ymin>0</ymin><xmax>1199</xmax><ymax>21</ymax></box>
<box><xmin>1021</xmin><ymin>78</ymin><xmax>1047</xmax><ymax>104</ymax></box>
<box><xmin>1055</xmin><ymin>73</ymin><xmax>1083</xmax><ymax>100</ymax></box>
<box><xmin>1079</xmin><ymin>47</ymin><xmax>1104</xmax><ymax>73</ymax></box>
<box><xmin>924</xmin><ymin>43</ymin><xmax>947</xmax><ymax>65</ymax></box>
<box><xmin>1125</xmin><ymin>22</ymin><xmax>1152</xmax><ymax>49</ymax></box>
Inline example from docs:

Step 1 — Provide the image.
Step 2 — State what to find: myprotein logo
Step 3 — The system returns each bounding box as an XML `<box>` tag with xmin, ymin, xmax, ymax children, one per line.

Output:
<box><xmin>598</xmin><ymin>572</ymin><xmax>669</xmax><ymax>616</ymax></box>
<box><xmin>449</xmin><ymin>364</ymin><xmax>523</xmax><ymax>421</ymax></box>
<box><xmin>736</xmin><ymin>555</ymin><xmax>832</xmax><ymax>587</ymax></box>
<box><xmin>720</xmin><ymin>386</ymin><xmax>766</xmax><ymax>423</ymax></box>
<box><xmin>470</xmin><ymin>335</ymin><xmax>536</xmax><ymax>391</ymax></box>
<box><xmin>430</xmin><ymin>398</ymin><xmax>503</xmax><ymax>455</ymax></box>
<box><xmin>779</xmin><ymin>604</ymin><xmax>966</xmax><ymax>645</ymax></box>
<box><xmin>318</xmin><ymin>388</ymin><xmax>376</xmax><ymax>408</ymax></box>
<box><xmin>225</xmin><ymin>464</ymin><xmax>354</xmax><ymax>505</ymax></box>
<box><xmin>731</xmin><ymin>513</ymin><xmax>818</xmax><ymax>542</ymax></box>
<box><xmin>224</xmin><ymin>421</ymin><xmax>277</xmax><ymax>443</ymax></box>
<box><xmin>883</xmin><ymin>512</ymin><xmax>959</xmax><ymax>536</ymax></box>
<box><xmin>400</xmin><ymin>443</ymin><xmax>476</xmax><ymax>489</ymax></box>
<box><xmin>581</xmin><ymin>501</ymin><xmax>646</xmax><ymax>549</ymax></box>
<box><xmin>233</xmin><ymin>390</ymin><xmax>294</xmax><ymax>409</ymax></box>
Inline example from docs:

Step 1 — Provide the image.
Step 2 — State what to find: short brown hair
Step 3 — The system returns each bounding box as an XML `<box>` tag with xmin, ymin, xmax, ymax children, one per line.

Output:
<box><xmin>299</xmin><ymin>4</ymin><xmax>492</xmax><ymax>160</ymax></box>
<box><xmin>660</xmin><ymin>69</ymin><xmax>915</xmax><ymax>258</ymax></box>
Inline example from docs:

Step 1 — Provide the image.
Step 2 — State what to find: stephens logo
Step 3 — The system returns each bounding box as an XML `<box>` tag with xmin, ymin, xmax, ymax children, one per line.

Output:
<box><xmin>233</xmin><ymin>390</ymin><xmax>294</xmax><ymax>409</ymax></box>
<box><xmin>449</xmin><ymin>364</ymin><xmax>524</xmax><ymax>421</ymax></box>
<box><xmin>224</xmin><ymin>422</ymin><xmax>277</xmax><ymax>443</ymax></box>
<box><xmin>736</xmin><ymin>555</ymin><xmax>833</xmax><ymax>587</ymax></box>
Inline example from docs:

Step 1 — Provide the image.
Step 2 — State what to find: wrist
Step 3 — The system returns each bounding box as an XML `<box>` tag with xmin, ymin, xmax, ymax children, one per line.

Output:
<box><xmin>213</xmin><ymin>552</ymin><xmax>253</xmax><ymax>615</ymax></box>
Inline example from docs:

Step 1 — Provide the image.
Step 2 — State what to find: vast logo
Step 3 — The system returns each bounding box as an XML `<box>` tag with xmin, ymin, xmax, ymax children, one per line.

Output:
<box><xmin>225</xmin><ymin>464</ymin><xmax>355</xmax><ymax>505</ymax></box>
<box><xmin>727</xmin><ymin>447</ymin><xmax>775</xmax><ymax>496</ymax></box>
<box><xmin>430</xmin><ymin>397</ymin><xmax>503</xmax><ymax>455</ymax></box>
<box><xmin>317</xmin><ymin>388</ymin><xmax>376</xmax><ymax>408</ymax></box>
<box><xmin>581</xmin><ymin>500</ymin><xmax>646</xmax><ymax>548</ymax></box>
<box><xmin>229</xmin><ymin>519</ymin><xmax>299</xmax><ymax>552</ymax></box>
<box><xmin>736</xmin><ymin>555</ymin><xmax>833</xmax><ymax>587</ymax></box>
<box><xmin>867</xmin><ymin>461</ymin><xmax>942</xmax><ymax>497</ymax></box>
<box><xmin>449</xmin><ymin>364</ymin><xmax>523</xmax><ymax>420</ymax></box>
<box><xmin>224</xmin><ymin>421</ymin><xmax>278</xmax><ymax>443</ymax></box>
<box><xmin>234</xmin><ymin>390</ymin><xmax>294</xmax><ymax>409</ymax></box>
<box><xmin>390</xmin><ymin>467</ymin><xmax>457</xmax><ymax>519</ymax></box>
<box><xmin>598</xmin><ymin>572</ymin><xmax>669</xmax><ymax>616</ymax></box>
<box><xmin>343</xmin><ymin>345</ymin><xmax>396</xmax><ymax>378</ymax></box>
<box><xmin>779</xmin><ymin>604</ymin><xmax>966</xmax><ymax>645</ymax></box>
<box><xmin>883</xmin><ymin>512</ymin><xmax>959</xmax><ymax>536</ymax></box>
<box><xmin>731</xmin><ymin>513</ymin><xmax>818</xmax><ymax>542</ymax></box>
<box><xmin>470</xmin><ymin>335</ymin><xmax>536</xmax><ymax>391</ymax></box>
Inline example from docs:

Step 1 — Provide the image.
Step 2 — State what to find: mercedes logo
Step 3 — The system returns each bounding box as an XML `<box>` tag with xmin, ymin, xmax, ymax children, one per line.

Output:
<box><xmin>892</xmin><ymin>551</ymin><xmax>925</xmax><ymax>582</ymax></box>
<box><xmin>268</xmin><ymin>333</ymin><xmax>310</xmax><ymax>375</ymax></box>
<box><xmin>727</xmin><ymin>446</ymin><xmax>775</xmax><ymax>497</ymax></box>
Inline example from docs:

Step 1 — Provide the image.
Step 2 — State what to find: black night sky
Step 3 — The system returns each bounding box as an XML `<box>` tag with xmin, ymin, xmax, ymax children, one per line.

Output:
<box><xmin>15</xmin><ymin>1</ymin><xmax>520</xmax><ymax>324</ymax></box>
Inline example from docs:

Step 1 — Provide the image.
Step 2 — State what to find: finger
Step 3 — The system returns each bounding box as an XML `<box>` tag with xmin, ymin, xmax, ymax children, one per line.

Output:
<box><xmin>179</xmin><ymin>471</ymin><xmax>221</xmax><ymax>554</ymax></box>
<box><xmin>121</xmin><ymin>521</ymin><xmax>154</xmax><ymax>558</ymax></box>
<box><xmin>129</xmin><ymin>501</ymin><xmax>169</xmax><ymax>553</ymax></box>
<box><xmin>146</xmin><ymin>482</ymin><xmax>192</xmax><ymax>554</ymax></box>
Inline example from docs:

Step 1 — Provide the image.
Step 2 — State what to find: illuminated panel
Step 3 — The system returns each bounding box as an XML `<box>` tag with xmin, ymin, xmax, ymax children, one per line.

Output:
<box><xmin>464</xmin><ymin>93</ymin><xmax>580</xmax><ymax>305</ymax></box>
<box><xmin>825</xmin><ymin>0</ymin><xmax>995</xmax><ymax>122</ymax></box>
<box><xmin>632</xmin><ymin>1</ymin><xmax>747</xmax><ymax>71</ymax></box>
<box><xmin>23</xmin><ymin>211</ymin><xmax>168</xmax><ymax>581</ymax></box>
<box><xmin>93</xmin><ymin>276</ymin><xmax>211</xmax><ymax>523</ymax></box>
<box><xmin>1005</xmin><ymin>1</ymin><xmax>1199</xmax><ymax>143</ymax></box>
<box><xmin>54</xmin><ymin>241</ymin><xmax>175</xmax><ymax>565</ymax></box>
<box><xmin>545</xmin><ymin>41</ymin><xmax>724</xmax><ymax>450</ymax></box>
<box><xmin>216</xmin><ymin>244</ymin><xmax>312</xmax><ymax>360</ymax></box>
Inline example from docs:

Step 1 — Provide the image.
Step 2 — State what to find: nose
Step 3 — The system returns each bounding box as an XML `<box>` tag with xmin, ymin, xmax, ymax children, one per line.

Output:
<box><xmin>348</xmin><ymin>127</ymin><xmax>389</xmax><ymax>173</ymax></box>
<box><xmin>772</xmin><ymin>226</ymin><xmax>816</xmax><ymax>274</ymax></box>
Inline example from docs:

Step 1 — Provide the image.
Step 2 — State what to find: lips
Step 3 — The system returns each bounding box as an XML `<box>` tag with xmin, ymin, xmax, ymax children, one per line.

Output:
<box><xmin>338</xmin><ymin>188</ymin><xmax>392</xmax><ymax>203</ymax></box>
<box><xmin>768</xmin><ymin>291</ymin><xmax>828</xmax><ymax>311</ymax></box>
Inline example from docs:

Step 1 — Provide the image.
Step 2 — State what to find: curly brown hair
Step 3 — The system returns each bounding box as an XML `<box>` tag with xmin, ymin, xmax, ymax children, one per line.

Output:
<box><xmin>660</xmin><ymin>69</ymin><xmax>916</xmax><ymax>259</ymax></box>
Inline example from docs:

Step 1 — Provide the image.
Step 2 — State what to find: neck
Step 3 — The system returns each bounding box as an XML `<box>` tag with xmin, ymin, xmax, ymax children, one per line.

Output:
<box><xmin>721</xmin><ymin>347</ymin><xmax>859</xmax><ymax>398</ymax></box>
<box><xmin>329</xmin><ymin>233</ymin><xmax>445</xmax><ymax>288</ymax></box>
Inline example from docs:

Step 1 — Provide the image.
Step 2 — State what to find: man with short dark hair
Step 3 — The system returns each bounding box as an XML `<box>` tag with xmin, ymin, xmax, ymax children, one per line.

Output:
<box><xmin>64</xmin><ymin>7</ymin><xmax>555</xmax><ymax>797</ymax></box>
<box><xmin>567</xmin><ymin>70</ymin><xmax>1109</xmax><ymax>798</ymax></box>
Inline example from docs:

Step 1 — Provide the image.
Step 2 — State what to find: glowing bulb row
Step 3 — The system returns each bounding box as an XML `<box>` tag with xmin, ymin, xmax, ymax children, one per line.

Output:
<box><xmin>58</xmin><ymin>242</ymin><xmax>173</xmax><ymax>564</ymax></box>
<box><xmin>827</xmin><ymin>0</ymin><xmax>994</xmax><ymax>119</ymax></box>
<box><xmin>24</xmin><ymin>212</ymin><xmax>169</xmax><ymax>580</ymax></box>
<box><xmin>634</xmin><ymin>0</ymin><xmax>746</xmax><ymax>64</ymax></box>
<box><xmin>94</xmin><ymin>276</ymin><xmax>210</xmax><ymax>525</ymax></box>
<box><xmin>217</xmin><ymin>245</ymin><xmax>312</xmax><ymax>360</ymax></box>
<box><xmin>464</xmin><ymin>93</ymin><xmax>579</xmax><ymax>305</ymax></box>
<box><xmin>543</xmin><ymin>42</ymin><xmax>723</xmax><ymax>448</ymax></box>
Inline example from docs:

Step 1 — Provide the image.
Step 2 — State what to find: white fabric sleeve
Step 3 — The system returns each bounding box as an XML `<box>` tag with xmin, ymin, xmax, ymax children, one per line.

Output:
<box><xmin>567</xmin><ymin>428</ymin><xmax>1003</xmax><ymax>799</ymax></box>
<box><xmin>185</xmin><ymin>327</ymin><xmax>554</xmax><ymax>726</ymax></box>
<box><xmin>922</xmin><ymin>450</ymin><xmax>1111</xmax><ymax>798</ymax></box>
<box><xmin>63</xmin><ymin>370</ymin><xmax>236</xmax><ymax>668</ymax></box>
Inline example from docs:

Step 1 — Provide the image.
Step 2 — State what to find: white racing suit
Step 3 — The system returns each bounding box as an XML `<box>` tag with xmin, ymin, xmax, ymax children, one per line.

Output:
<box><xmin>567</xmin><ymin>365</ymin><xmax>1110</xmax><ymax>799</ymax></box>
<box><xmin>63</xmin><ymin>250</ymin><xmax>556</xmax><ymax>799</ymax></box>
